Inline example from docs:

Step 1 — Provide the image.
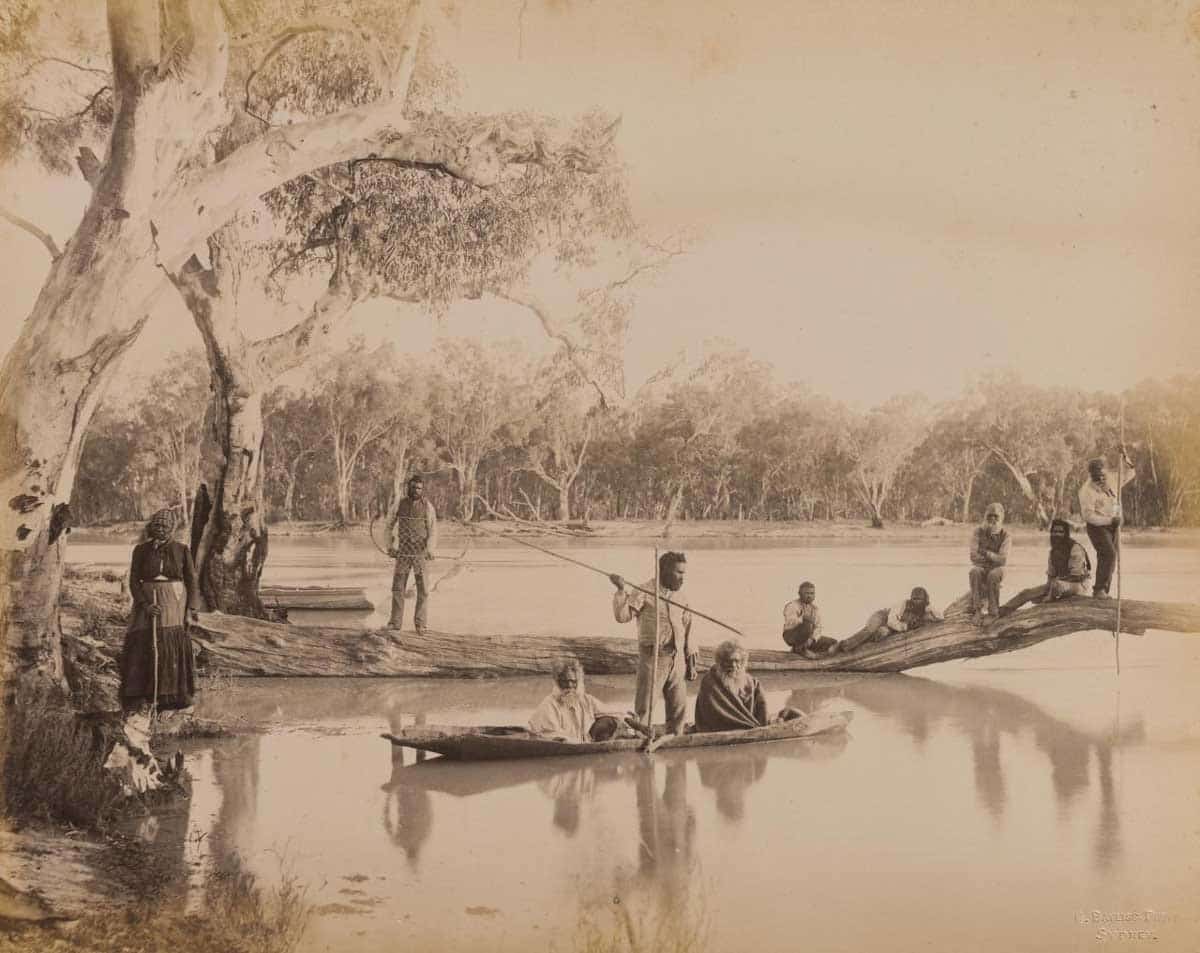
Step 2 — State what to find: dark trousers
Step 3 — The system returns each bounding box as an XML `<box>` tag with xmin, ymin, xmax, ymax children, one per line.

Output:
<box><xmin>389</xmin><ymin>558</ymin><xmax>428</xmax><ymax>630</ymax></box>
<box><xmin>1086</xmin><ymin>523</ymin><xmax>1118</xmax><ymax>595</ymax></box>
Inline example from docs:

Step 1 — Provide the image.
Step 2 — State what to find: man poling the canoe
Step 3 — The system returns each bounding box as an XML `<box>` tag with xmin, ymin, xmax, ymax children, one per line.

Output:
<box><xmin>610</xmin><ymin>550</ymin><xmax>699</xmax><ymax>741</ymax></box>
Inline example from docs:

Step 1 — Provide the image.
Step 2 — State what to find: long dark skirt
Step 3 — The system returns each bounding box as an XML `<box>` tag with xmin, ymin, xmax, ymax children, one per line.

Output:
<box><xmin>120</xmin><ymin>581</ymin><xmax>195</xmax><ymax>710</ymax></box>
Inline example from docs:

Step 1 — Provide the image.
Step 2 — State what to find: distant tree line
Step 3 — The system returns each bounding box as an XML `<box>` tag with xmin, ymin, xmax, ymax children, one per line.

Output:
<box><xmin>76</xmin><ymin>341</ymin><xmax>1200</xmax><ymax>531</ymax></box>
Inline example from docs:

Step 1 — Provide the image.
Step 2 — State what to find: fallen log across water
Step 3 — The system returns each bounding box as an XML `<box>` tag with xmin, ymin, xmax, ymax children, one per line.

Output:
<box><xmin>188</xmin><ymin>595</ymin><xmax>1200</xmax><ymax>677</ymax></box>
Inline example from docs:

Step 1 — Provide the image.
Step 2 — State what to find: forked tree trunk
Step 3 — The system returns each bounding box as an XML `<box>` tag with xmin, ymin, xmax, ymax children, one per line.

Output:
<box><xmin>0</xmin><ymin>0</ymin><xmax>604</xmax><ymax>693</ymax></box>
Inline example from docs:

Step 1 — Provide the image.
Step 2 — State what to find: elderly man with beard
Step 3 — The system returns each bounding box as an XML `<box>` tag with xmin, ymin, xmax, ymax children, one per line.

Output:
<box><xmin>529</xmin><ymin>658</ymin><xmax>628</xmax><ymax>743</ymax></box>
<box><xmin>968</xmin><ymin>502</ymin><xmax>1011</xmax><ymax>626</ymax></box>
<box><xmin>694</xmin><ymin>641</ymin><xmax>772</xmax><ymax>732</ymax></box>
<box><xmin>610</xmin><ymin>551</ymin><xmax>698</xmax><ymax>736</ymax></box>
<box><xmin>998</xmin><ymin>517</ymin><xmax>1092</xmax><ymax>616</ymax></box>
<box><xmin>1078</xmin><ymin>449</ymin><xmax>1135</xmax><ymax>599</ymax></box>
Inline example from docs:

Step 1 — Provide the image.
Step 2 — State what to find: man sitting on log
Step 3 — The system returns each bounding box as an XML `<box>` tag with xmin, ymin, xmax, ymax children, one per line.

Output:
<box><xmin>529</xmin><ymin>657</ymin><xmax>627</xmax><ymax>743</ymax></box>
<box><xmin>998</xmin><ymin>517</ymin><xmax>1092</xmax><ymax>617</ymax></box>
<box><xmin>969</xmin><ymin>502</ymin><xmax>1010</xmax><ymax>626</ymax></box>
<box><xmin>781</xmin><ymin>581</ymin><xmax>838</xmax><ymax>658</ymax></box>
<box><xmin>829</xmin><ymin>586</ymin><xmax>944</xmax><ymax>655</ymax></box>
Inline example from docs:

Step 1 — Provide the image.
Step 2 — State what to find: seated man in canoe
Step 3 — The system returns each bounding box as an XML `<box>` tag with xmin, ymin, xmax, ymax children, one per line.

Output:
<box><xmin>694</xmin><ymin>641</ymin><xmax>802</xmax><ymax>732</ymax></box>
<box><xmin>529</xmin><ymin>658</ymin><xmax>632</xmax><ymax>743</ymax></box>
<box><xmin>998</xmin><ymin>517</ymin><xmax>1092</xmax><ymax>616</ymax></box>
<box><xmin>781</xmin><ymin>581</ymin><xmax>838</xmax><ymax>658</ymax></box>
<box><xmin>829</xmin><ymin>586</ymin><xmax>943</xmax><ymax>655</ymax></box>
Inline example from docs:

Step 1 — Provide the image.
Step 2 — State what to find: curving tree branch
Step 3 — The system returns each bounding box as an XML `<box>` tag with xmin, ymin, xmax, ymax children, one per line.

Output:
<box><xmin>242</xmin><ymin>14</ymin><xmax>397</xmax><ymax>127</ymax></box>
<box><xmin>0</xmin><ymin>207</ymin><xmax>62</xmax><ymax>260</ymax></box>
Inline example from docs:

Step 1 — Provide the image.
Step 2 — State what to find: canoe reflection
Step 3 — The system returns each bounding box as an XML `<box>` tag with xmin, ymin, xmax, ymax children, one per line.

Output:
<box><xmin>381</xmin><ymin>728</ymin><xmax>851</xmax><ymax>867</ymax></box>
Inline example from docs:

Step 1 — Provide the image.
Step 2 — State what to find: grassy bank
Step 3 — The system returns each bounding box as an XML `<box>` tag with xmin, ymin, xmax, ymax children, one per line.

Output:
<box><xmin>0</xmin><ymin>852</ymin><xmax>310</xmax><ymax>953</ymax></box>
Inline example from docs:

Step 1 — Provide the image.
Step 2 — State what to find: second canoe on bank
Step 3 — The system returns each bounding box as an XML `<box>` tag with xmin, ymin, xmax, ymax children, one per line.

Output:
<box><xmin>382</xmin><ymin>709</ymin><xmax>852</xmax><ymax>760</ymax></box>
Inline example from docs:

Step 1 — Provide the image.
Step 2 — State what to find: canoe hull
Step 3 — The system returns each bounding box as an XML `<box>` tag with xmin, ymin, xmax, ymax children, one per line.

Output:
<box><xmin>383</xmin><ymin>709</ymin><xmax>852</xmax><ymax>761</ymax></box>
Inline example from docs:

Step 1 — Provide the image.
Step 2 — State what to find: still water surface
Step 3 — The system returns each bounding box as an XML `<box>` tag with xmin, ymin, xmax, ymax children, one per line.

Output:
<box><xmin>71</xmin><ymin>534</ymin><xmax>1200</xmax><ymax>952</ymax></box>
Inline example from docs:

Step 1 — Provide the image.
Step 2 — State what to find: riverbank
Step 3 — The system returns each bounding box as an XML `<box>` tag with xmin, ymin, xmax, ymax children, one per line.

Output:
<box><xmin>0</xmin><ymin>569</ymin><xmax>297</xmax><ymax>949</ymax></box>
<box><xmin>73</xmin><ymin>517</ymin><xmax>1200</xmax><ymax>545</ymax></box>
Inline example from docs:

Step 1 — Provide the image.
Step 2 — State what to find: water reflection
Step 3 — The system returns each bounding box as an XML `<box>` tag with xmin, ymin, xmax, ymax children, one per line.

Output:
<box><xmin>209</xmin><ymin>735</ymin><xmax>261</xmax><ymax>861</ymax></box>
<box><xmin>381</xmin><ymin>713</ymin><xmax>433</xmax><ymax>866</ymax></box>
<box><xmin>821</xmin><ymin>674</ymin><xmax>1143</xmax><ymax>866</ymax></box>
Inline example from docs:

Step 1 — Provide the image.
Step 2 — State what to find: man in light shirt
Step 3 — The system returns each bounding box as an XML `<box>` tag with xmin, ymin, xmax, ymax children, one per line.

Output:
<box><xmin>529</xmin><ymin>658</ymin><xmax>611</xmax><ymax>743</ymax></box>
<box><xmin>609</xmin><ymin>551</ymin><xmax>698</xmax><ymax>735</ymax></box>
<box><xmin>782</xmin><ymin>581</ymin><xmax>837</xmax><ymax>658</ymax></box>
<box><xmin>1077</xmin><ymin>449</ymin><xmax>1135</xmax><ymax>599</ymax></box>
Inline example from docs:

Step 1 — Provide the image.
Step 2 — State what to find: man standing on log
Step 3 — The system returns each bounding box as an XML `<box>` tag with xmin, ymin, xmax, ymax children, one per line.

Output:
<box><xmin>968</xmin><ymin>502</ymin><xmax>1011</xmax><ymax>626</ymax></box>
<box><xmin>1078</xmin><ymin>449</ymin><xmax>1135</xmax><ymax>599</ymax></box>
<box><xmin>610</xmin><ymin>551</ymin><xmax>698</xmax><ymax>735</ymax></box>
<box><xmin>387</xmin><ymin>475</ymin><xmax>438</xmax><ymax>634</ymax></box>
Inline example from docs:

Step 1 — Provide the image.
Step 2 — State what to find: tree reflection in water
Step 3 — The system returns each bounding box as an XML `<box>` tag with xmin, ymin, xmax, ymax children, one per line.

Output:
<box><xmin>801</xmin><ymin>673</ymin><xmax>1143</xmax><ymax>867</ymax></box>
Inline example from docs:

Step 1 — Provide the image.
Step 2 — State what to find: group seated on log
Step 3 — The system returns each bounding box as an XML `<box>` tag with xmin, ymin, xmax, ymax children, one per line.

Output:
<box><xmin>782</xmin><ymin>585</ymin><xmax>944</xmax><ymax>658</ymax></box>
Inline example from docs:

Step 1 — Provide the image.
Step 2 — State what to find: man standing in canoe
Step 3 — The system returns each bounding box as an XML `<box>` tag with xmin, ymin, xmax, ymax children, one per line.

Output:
<box><xmin>386</xmin><ymin>474</ymin><xmax>437</xmax><ymax>634</ymax></box>
<box><xmin>1078</xmin><ymin>448</ymin><xmax>1135</xmax><ymax>599</ymax></box>
<box><xmin>610</xmin><ymin>551</ymin><xmax>698</xmax><ymax>735</ymax></box>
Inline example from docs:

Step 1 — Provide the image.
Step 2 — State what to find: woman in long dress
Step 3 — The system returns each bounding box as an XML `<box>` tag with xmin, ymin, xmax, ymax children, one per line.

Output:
<box><xmin>119</xmin><ymin>509</ymin><xmax>199</xmax><ymax>712</ymax></box>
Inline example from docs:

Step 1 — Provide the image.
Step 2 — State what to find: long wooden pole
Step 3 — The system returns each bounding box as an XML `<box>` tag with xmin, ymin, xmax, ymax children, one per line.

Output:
<box><xmin>468</xmin><ymin>523</ymin><xmax>744</xmax><ymax>637</ymax></box>
<box><xmin>1114</xmin><ymin>401</ymin><xmax>1125</xmax><ymax>675</ymax></box>
<box><xmin>150</xmin><ymin>588</ymin><xmax>160</xmax><ymax>731</ymax></box>
<box><xmin>645</xmin><ymin>547</ymin><xmax>661</xmax><ymax>754</ymax></box>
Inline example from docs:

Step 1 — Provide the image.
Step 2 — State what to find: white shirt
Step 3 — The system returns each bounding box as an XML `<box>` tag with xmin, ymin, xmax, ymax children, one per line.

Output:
<box><xmin>1078</xmin><ymin>467</ymin><xmax>1135</xmax><ymax>526</ymax></box>
<box><xmin>528</xmin><ymin>689</ymin><xmax>604</xmax><ymax>742</ymax></box>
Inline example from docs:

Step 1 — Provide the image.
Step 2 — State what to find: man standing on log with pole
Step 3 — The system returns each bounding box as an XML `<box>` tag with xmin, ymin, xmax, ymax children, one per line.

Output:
<box><xmin>1078</xmin><ymin>447</ymin><xmax>1135</xmax><ymax>601</ymax></box>
<box><xmin>610</xmin><ymin>551</ymin><xmax>698</xmax><ymax>736</ymax></box>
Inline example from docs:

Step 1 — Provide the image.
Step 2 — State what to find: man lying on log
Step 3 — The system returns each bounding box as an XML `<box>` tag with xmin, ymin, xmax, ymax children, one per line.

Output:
<box><xmin>997</xmin><ymin>517</ymin><xmax>1092</xmax><ymax>617</ymax></box>
<box><xmin>828</xmin><ymin>586</ymin><xmax>944</xmax><ymax>656</ymax></box>
<box><xmin>694</xmin><ymin>640</ymin><xmax>803</xmax><ymax>731</ymax></box>
<box><xmin>528</xmin><ymin>657</ymin><xmax>636</xmax><ymax>742</ymax></box>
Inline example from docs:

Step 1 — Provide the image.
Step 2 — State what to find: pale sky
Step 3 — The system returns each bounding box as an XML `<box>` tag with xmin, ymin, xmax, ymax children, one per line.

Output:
<box><xmin>3</xmin><ymin>0</ymin><xmax>1199</xmax><ymax>407</ymax></box>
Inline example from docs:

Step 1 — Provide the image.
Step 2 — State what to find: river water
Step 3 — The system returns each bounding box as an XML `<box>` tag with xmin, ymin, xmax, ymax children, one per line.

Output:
<box><xmin>70</xmin><ymin>533</ymin><xmax>1200</xmax><ymax>952</ymax></box>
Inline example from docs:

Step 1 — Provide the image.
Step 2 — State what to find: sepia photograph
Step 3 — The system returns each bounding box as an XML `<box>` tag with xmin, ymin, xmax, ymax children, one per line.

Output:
<box><xmin>0</xmin><ymin>1</ymin><xmax>1198</xmax><ymax>951</ymax></box>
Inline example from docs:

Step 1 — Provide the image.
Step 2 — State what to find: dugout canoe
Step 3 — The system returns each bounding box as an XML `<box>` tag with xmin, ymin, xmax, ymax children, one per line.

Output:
<box><xmin>382</xmin><ymin>709</ymin><xmax>852</xmax><ymax>760</ymax></box>
<box><xmin>258</xmin><ymin>585</ymin><xmax>373</xmax><ymax>611</ymax></box>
